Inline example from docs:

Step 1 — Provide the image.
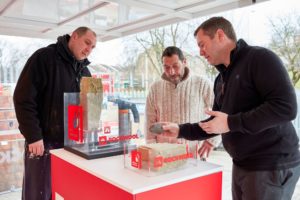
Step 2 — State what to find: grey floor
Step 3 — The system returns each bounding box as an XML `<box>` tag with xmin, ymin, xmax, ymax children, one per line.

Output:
<box><xmin>207</xmin><ymin>151</ymin><xmax>300</xmax><ymax>200</ymax></box>
<box><xmin>0</xmin><ymin>150</ymin><xmax>299</xmax><ymax>200</ymax></box>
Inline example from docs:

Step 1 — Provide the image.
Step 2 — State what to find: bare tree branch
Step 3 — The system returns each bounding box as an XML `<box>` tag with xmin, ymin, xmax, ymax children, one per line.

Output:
<box><xmin>268</xmin><ymin>13</ymin><xmax>300</xmax><ymax>86</ymax></box>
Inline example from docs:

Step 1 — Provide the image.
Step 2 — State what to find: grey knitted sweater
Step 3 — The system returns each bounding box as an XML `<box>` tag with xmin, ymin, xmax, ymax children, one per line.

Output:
<box><xmin>145</xmin><ymin>67</ymin><xmax>221</xmax><ymax>147</ymax></box>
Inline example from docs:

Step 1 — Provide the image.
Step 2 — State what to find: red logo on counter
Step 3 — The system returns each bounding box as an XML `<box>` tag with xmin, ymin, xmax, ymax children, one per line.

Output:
<box><xmin>163</xmin><ymin>153</ymin><xmax>193</xmax><ymax>163</ymax></box>
<box><xmin>99</xmin><ymin>134</ymin><xmax>139</xmax><ymax>146</ymax></box>
<box><xmin>154</xmin><ymin>156</ymin><xmax>163</xmax><ymax>168</ymax></box>
<box><xmin>131</xmin><ymin>150</ymin><xmax>142</xmax><ymax>169</ymax></box>
<box><xmin>99</xmin><ymin>136</ymin><xmax>107</xmax><ymax>145</ymax></box>
<box><xmin>108</xmin><ymin>134</ymin><xmax>138</xmax><ymax>142</ymax></box>
<box><xmin>104</xmin><ymin>126</ymin><xmax>111</xmax><ymax>134</ymax></box>
<box><xmin>153</xmin><ymin>153</ymin><xmax>194</xmax><ymax>168</ymax></box>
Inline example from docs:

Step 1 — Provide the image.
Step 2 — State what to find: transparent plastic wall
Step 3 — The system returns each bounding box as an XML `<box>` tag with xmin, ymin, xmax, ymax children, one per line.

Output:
<box><xmin>123</xmin><ymin>140</ymin><xmax>200</xmax><ymax>177</ymax></box>
<box><xmin>63</xmin><ymin>92</ymin><xmax>138</xmax><ymax>159</ymax></box>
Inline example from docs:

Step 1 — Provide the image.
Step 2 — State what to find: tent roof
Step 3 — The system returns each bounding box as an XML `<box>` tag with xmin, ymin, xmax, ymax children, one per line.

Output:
<box><xmin>0</xmin><ymin>0</ymin><xmax>267</xmax><ymax>41</ymax></box>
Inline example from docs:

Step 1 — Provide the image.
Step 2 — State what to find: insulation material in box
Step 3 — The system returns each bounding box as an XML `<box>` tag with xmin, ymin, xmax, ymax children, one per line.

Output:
<box><xmin>80</xmin><ymin>77</ymin><xmax>103</xmax><ymax>130</ymax></box>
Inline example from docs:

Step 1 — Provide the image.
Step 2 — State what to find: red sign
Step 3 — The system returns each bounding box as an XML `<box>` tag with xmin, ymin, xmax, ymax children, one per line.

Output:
<box><xmin>108</xmin><ymin>134</ymin><xmax>138</xmax><ymax>142</ymax></box>
<box><xmin>68</xmin><ymin>105</ymin><xmax>83</xmax><ymax>142</ymax></box>
<box><xmin>163</xmin><ymin>153</ymin><xmax>193</xmax><ymax>163</ymax></box>
<box><xmin>99</xmin><ymin>74</ymin><xmax>110</xmax><ymax>80</ymax></box>
<box><xmin>154</xmin><ymin>156</ymin><xmax>163</xmax><ymax>168</ymax></box>
<box><xmin>99</xmin><ymin>134</ymin><xmax>139</xmax><ymax>146</ymax></box>
<box><xmin>104</xmin><ymin>126</ymin><xmax>111</xmax><ymax>134</ymax></box>
<box><xmin>92</xmin><ymin>73</ymin><xmax>114</xmax><ymax>93</ymax></box>
<box><xmin>99</xmin><ymin>136</ymin><xmax>107</xmax><ymax>146</ymax></box>
<box><xmin>131</xmin><ymin>150</ymin><xmax>142</xmax><ymax>169</ymax></box>
<box><xmin>153</xmin><ymin>153</ymin><xmax>194</xmax><ymax>168</ymax></box>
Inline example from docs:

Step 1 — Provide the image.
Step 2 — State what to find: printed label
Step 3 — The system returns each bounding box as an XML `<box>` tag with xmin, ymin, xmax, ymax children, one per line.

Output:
<box><xmin>98</xmin><ymin>134</ymin><xmax>139</xmax><ymax>146</ymax></box>
<box><xmin>103</xmin><ymin>126</ymin><xmax>111</xmax><ymax>134</ymax></box>
<box><xmin>68</xmin><ymin>105</ymin><xmax>83</xmax><ymax>142</ymax></box>
<box><xmin>153</xmin><ymin>153</ymin><xmax>194</xmax><ymax>168</ymax></box>
<box><xmin>153</xmin><ymin>156</ymin><xmax>163</xmax><ymax>168</ymax></box>
<box><xmin>99</xmin><ymin>136</ymin><xmax>108</xmax><ymax>146</ymax></box>
<box><xmin>131</xmin><ymin>150</ymin><xmax>142</xmax><ymax>169</ymax></box>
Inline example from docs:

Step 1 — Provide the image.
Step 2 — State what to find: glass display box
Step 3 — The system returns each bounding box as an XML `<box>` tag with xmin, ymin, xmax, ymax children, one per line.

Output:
<box><xmin>63</xmin><ymin>92</ymin><xmax>139</xmax><ymax>159</ymax></box>
<box><xmin>123</xmin><ymin>140</ymin><xmax>199</xmax><ymax>176</ymax></box>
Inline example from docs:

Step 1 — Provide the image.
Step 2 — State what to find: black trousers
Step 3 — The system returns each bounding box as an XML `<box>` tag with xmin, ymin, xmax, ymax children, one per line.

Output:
<box><xmin>232</xmin><ymin>163</ymin><xmax>300</xmax><ymax>200</ymax></box>
<box><xmin>22</xmin><ymin>142</ymin><xmax>62</xmax><ymax>200</ymax></box>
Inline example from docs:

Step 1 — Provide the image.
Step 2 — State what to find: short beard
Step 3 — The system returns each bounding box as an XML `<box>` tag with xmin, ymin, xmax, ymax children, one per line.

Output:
<box><xmin>170</xmin><ymin>76</ymin><xmax>182</xmax><ymax>85</ymax></box>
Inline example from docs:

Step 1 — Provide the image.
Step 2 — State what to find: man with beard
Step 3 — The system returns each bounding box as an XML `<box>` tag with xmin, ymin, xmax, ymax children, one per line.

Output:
<box><xmin>146</xmin><ymin>46</ymin><xmax>220</xmax><ymax>158</ymax></box>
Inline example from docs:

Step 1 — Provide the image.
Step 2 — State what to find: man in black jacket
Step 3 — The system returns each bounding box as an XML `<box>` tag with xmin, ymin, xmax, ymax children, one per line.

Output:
<box><xmin>13</xmin><ymin>27</ymin><xmax>96</xmax><ymax>200</ymax></box>
<box><xmin>161</xmin><ymin>17</ymin><xmax>300</xmax><ymax>200</ymax></box>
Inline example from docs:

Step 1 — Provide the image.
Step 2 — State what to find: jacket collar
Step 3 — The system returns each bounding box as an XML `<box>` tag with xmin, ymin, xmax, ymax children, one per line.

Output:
<box><xmin>215</xmin><ymin>39</ymin><xmax>248</xmax><ymax>73</ymax></box>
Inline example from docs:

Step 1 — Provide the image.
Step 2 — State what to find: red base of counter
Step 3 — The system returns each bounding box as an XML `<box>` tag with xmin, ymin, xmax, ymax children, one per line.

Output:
<box><xmin>51</xmin><ymin>154</ymin><xmax>222</xmax><ymax>200</ymax></box>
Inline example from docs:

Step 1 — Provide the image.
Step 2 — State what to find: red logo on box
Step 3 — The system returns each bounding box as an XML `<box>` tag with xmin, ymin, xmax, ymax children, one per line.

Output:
<box><xmin>154</xmin><ymin>156</ymin><xmax>163</xmax><ymax>168</ymax></box>
<box><xmin>68</xmin><ymin>105</ymin><xmax>83</xmax><ymax>142</ymax></box>
<box><xmin>99</xmin><ymin>136</ymin><xmax>107</xmax><ymax>146</ymax></box>
<box><xmin>131</xmin><ymin>150</ymin><xmax>142</xmax><ymax>169</ymax></box>
<box><xmin>104</xmin><ymin>126</ymin><xmax>111</xmax><ymax>134</ymax></box>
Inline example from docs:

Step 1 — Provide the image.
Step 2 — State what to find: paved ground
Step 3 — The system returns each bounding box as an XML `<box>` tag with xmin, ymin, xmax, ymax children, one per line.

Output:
<box><xmin>0</xmin><ymin>189</ymin><xmax>21</xmax><ymax>200</ymax></box>
<box><xmin>1</xmin><ymin>150</ymin><xmax>299</xmax><ymax>200</ymax></box>
<box><xmin>207</xmin><ymin>151</ymin><xmax>300</xmax><ymax>200</ymax></box>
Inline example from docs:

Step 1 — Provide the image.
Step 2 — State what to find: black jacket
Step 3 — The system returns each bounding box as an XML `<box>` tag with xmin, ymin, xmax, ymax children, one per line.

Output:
<box><xmin>179</xmin><ymin>39</ymin><xmax>300</xmax><ymax>170</ymax></box>
<box><xmin>14</xmin><ymin>35</ymin><xmax>91</xmax><ymax>145</ymax></box>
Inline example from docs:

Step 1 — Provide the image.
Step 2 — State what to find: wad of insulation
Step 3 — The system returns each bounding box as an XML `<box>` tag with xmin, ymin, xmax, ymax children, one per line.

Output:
<box><xmin>80</xmin><ymin>77</ymin><xmax>103</xmax><ymax>131</ymax></box>
<box><xmin>137</xmin><ymin>143</ymin><xmax>192</xmax><ymax>173</ymax></box>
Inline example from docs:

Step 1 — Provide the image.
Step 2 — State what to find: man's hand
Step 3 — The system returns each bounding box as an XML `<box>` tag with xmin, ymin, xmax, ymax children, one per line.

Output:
<box><xmin>28</xmin><ymin>139</ymin><xmax>44</xmax><ymax>156</ymax></box>
<box><xmin>198</xmin><ymin>140</ymin><xmax>214</xmax><ymax>158</ymax></box>
<box><xmin>160</xmin><ymin>122</ymin><xmax>180</xmax><ymax>138</ymax></box>
<box><xmin>199</xmin><ymin>110</ymin><xmax>230</xmax><ymax>134</ymax></box>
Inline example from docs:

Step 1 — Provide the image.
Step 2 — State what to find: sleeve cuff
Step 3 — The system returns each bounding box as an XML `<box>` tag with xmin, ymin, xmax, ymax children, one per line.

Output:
<box><xmin>178</xmin><ymin>124</ymin><xmax>186</xmax><ymax>138</ymax></box>
<box><xmin>227</xmin><ymin>113</ymin><xmax>241</xmax><ymax>132</ymax></box>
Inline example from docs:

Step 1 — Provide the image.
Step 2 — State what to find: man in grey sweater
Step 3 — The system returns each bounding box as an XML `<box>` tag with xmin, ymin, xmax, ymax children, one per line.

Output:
<box><xmin>145</xmin><ymin>46</ymin><xmax>220</xmax><ymax>158</ymax></box>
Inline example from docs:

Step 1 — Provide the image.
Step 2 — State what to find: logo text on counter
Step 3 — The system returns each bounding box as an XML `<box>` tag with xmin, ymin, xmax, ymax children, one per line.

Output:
<box><xmin>99</xmin><ymin>134</ymin><xmax>139</xmax><ymax>146</ymax></box>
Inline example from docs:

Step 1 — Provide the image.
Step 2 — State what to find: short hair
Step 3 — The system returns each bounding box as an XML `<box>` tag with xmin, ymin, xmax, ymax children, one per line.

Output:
<box><xmin>194</xmin><ymin>17</ymin><xmax>237</xmax><ymax>42</ymax></box>
<box><xmin>73</xmin><ymin>27</ymin><xmax>96</xmax><ymax>37</ymax></box>
<box><xmin>161</xmin><ymin>46</ymin><xmax>185</xmax><ymax>61</ymax></box>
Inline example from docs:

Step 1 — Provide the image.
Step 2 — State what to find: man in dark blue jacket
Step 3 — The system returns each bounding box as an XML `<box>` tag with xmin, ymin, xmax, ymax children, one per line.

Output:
<box><xmin>162</xmin><ymin>17</ymin><xmax>300</xmax><ymax>200</ymax></box>
<box><xmin>14</xmin><ymin>27</ymin><xmax>96</xmax><ymax>200</ymax></box>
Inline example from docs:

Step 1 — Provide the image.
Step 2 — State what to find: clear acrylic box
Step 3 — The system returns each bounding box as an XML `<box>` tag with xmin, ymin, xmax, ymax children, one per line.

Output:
<box><xmin>63</xmin><ymin>92</ymin><xmax>137</xmax><ymax>159</ymax></box>
<box><xmin>123</xmin><ymin>140</ymin><xmax>199</xmax><ymax>176</ymax></box>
